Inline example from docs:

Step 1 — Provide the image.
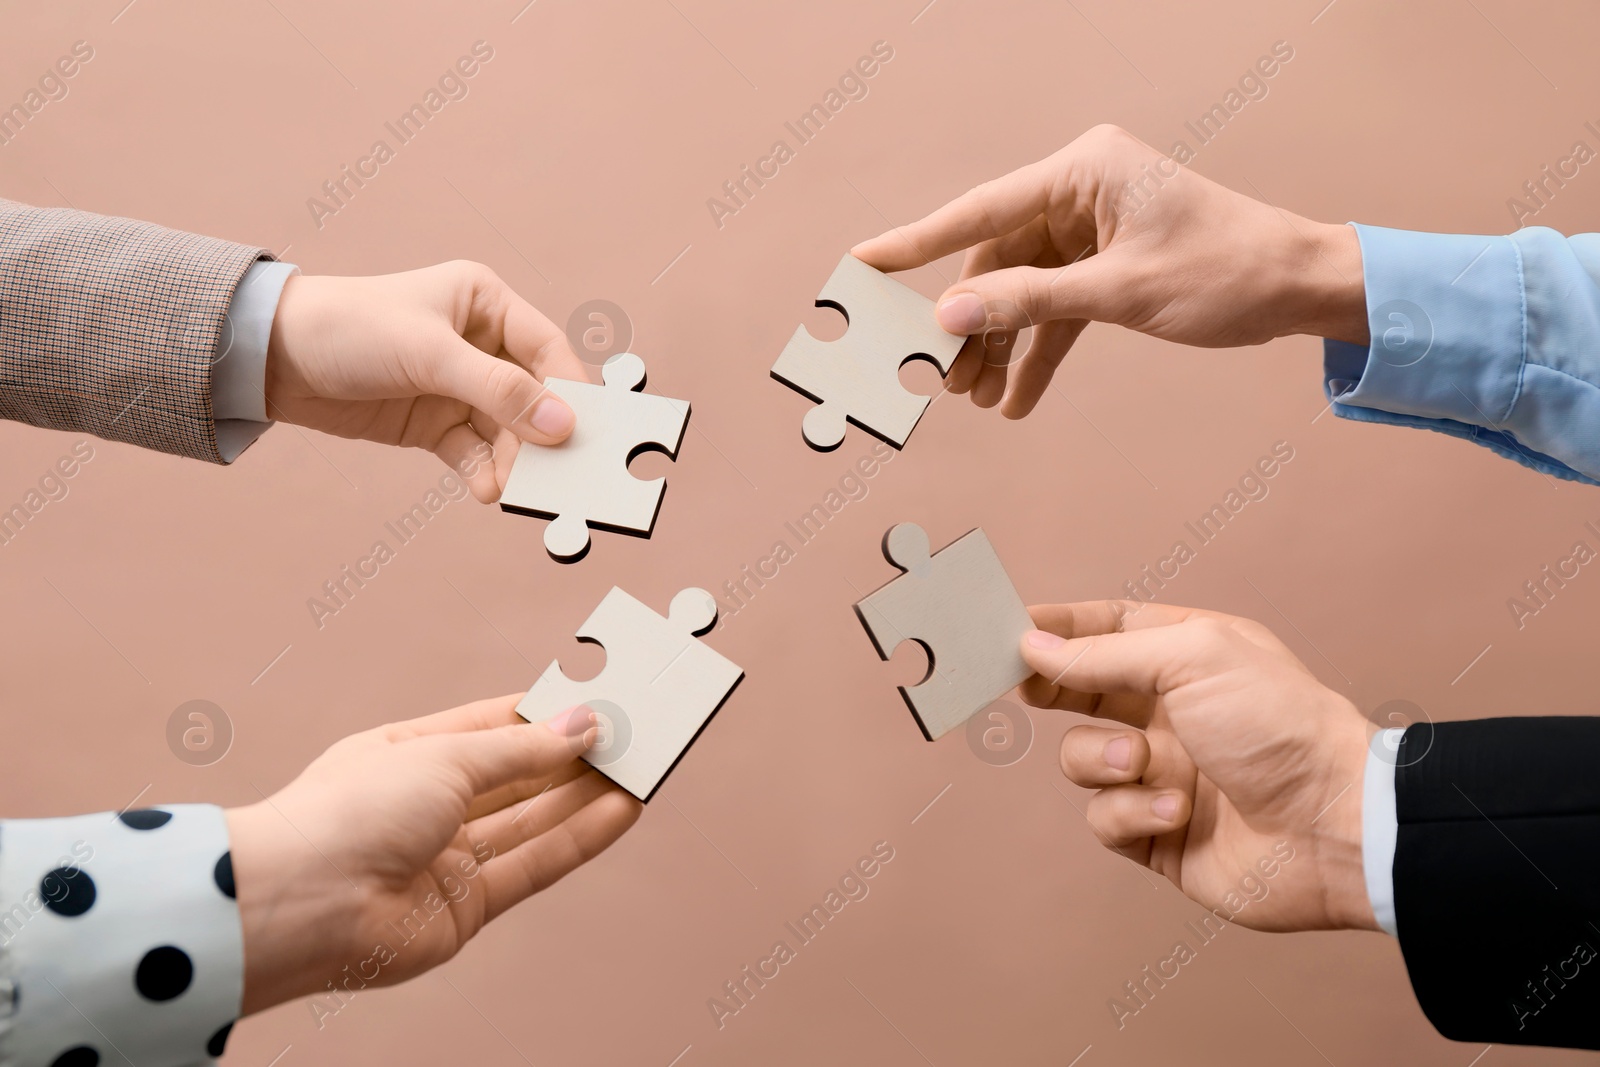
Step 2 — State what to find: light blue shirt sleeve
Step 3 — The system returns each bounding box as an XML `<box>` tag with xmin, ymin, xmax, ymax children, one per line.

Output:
<box><xmin>210</xmin><ymin>260</ymin><xmax>298</xmax><ymax>463</ymax></box>
<box><xmin>1323</xmin><ymin>223</ymin><xmax>1600</xmax><ymax>485</ymax></box>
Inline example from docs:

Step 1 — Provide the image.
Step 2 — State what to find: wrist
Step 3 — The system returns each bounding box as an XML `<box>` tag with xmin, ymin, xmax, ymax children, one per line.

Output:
<box><xmin>1285</xmin><ymin>221</ymin><xmax>1369</xmax><ymax>345</ymax></box>
<box><xmin>227</xmin><ymin>801</ymin><xmax>363</xmax><ymax>1015</ymax></box>
<box><xmin>262</xmin><ymin>274</ymin><xmax>310</xmax><ymax>422</ymax></box>
<box><xmin>1308</xmin><ymin>712</ymin><xmax>1382</xmax><ymax>932</ymax></box>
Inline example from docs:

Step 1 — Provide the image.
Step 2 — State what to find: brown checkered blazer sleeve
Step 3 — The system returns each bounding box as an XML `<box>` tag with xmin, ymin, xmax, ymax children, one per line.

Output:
<box><xmin>0</xmin><ymin>198</ymin><xmax>271</xmax><ymax>462</ymax></box>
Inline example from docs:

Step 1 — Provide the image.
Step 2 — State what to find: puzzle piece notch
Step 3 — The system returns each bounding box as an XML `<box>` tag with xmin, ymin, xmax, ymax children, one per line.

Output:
<box><xmin>515</xmin><ymin>585</ymin><xmax>743</xmax><ymax>801</ymax></box>
<box><xmin>499</xmin><ymin>352</ymin><xmax>691</xmax><ymax>564</ymax></box>
<box><xmin>771</xmin><ymin>255</ymin><xmax>964</xmax><ymax>452</ymax></box>
<box><xmin>854</xmin><ymin>523</ymin><xmax>1034</xmax><ymax>742</ymax></box>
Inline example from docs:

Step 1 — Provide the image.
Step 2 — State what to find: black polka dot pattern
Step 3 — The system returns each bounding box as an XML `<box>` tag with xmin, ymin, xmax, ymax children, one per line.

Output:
<box><xmin>207</xmin><ymin>1021</ymin><xmax>235</xmax><ymax>1057</ymax></box>
<box><xmin>135</xmin><ymin>946</ymin><xmax>194</xmax><ymax>1002</ymax></box>
<box><xmin>8</xmin><ymin>806</ymin><xmax>242</xmax><ymax>1065</ymax></box>
<box><xmin>117</xmin><ymin>808</ymin><xmax>172</xmax><ymax>831</ymax></box>
<box><xmin>213</xmin><ymin>851</ymin><xmax>235</xmax><ymax>899</ymax></box>
<box><xmin>40</xmin><ymin>867</ymin><xmax>95</xmax><ymax>918</ymax></box>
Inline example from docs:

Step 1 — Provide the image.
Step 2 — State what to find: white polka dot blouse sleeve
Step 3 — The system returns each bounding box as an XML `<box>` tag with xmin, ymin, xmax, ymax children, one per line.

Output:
<box><xmin>0</xmin><ymin>806</ymin><xmax>243</xmax><ymax>1067</ymax></box>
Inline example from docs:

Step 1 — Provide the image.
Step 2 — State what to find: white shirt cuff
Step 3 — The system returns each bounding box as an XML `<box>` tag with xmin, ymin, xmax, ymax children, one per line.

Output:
<box><xmin>0</xmin><ymin>805</ymin><xmax>243</xmax><ymax>1067</ymax></box>
<box><xmin>211</xmin><ymin>259</ymin><xmax>297</xmax><ymax>462</ymax></box>
<box><xmin>1361</xmin><ymin>727</ymin><xmax>1402</xmax><ymax>937</ymax></box>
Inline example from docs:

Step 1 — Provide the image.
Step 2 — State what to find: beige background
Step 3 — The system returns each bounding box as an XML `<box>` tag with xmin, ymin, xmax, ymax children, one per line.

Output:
<box><xmin>3</xmin><ymin>0</ymin><xmax>1599</xmax><ymax>1063</ymax></box>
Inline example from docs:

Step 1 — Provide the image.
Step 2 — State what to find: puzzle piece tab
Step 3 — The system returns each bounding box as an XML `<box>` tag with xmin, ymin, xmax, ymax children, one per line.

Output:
<box><xmin>500</xmin><ymin>352</ymin><xmax>690</xmax><ymax>563</ymax></box>
<box><xmin>854</xmin><ymin>523</ymin><xmax>1033</xmax><ymax>741</ymax></box>
<box><xmin>516</xmin><ymin>586</ymin><xmax>744</xmax><ymax>801</ymax></box>
<box><xmin>771</xmin><ymin>254</ymin><xmax>964</xmax><ymax>451</ymax></box>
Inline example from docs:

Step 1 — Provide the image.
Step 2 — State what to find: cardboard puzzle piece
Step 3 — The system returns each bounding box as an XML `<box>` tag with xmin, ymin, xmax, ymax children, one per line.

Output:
<box><xmin>771</xmin><ymin>254</ymin><xmax>964</xmax><ymax>452</ymax></box>
<box><xmin>516</xmin><ymin>586</ymin><xmax>744</xmax><ymax>801</ymax></box>
<box><xmin>500</xmin><ymin>352</ymin><xmax>690</xmax><ymax>563</ymax></box>
<box><xmin>854</xmin><ymin>523</ymin><xmax>1034</xmax><ymax>741</ymax></box>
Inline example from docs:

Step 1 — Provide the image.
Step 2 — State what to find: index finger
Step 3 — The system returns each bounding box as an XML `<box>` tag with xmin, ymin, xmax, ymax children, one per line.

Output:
<box><xmin>501</xmin><ymin>290</ymin><xmax>587</xmax><ymax>384</ymax></box>
<box><xmin>850</xmin><ymin>157</ymin><xmax>1055</xmax><ymax>273</ymax></box>
<box><xmin>1018</xmin><ymin>622</ymin><xmax>1234</xmax><ymax>715</ymax></box>
<box><xmin>479</xmin><ymin>787</ymin><xmax>642</xmax><ymax>924</ymax></box>
<box><xmin>1030</xmin><ymin>600</ymin><xmax>1293</xmax><ymax>662</ymax></box>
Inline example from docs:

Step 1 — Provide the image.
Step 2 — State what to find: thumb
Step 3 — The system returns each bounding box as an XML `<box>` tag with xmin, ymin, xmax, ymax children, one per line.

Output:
<box><xmin>429</xmin><ymin>336</ymin><xmax>578</xmax><ymax>446</ymax></box>
<box><xmin>426</xmin><ymin>706</ymin><xmax>599</xmax><ymax>797</ymax></box>
<box><xmin>934</xmin><ymin>255</ymin><xmax>1130</xmax><ymax>336</ymax></box>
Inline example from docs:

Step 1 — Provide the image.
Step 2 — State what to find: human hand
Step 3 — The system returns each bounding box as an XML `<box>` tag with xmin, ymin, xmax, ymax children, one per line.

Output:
<box><xmin>1020</xmin><ymin>600</ymin><xmax>1377</xmax><ymax>933</ymax></box>
<box><xmin>264</xmin><ymin>262</ymin><xmax>588</xmax><ymax>502</ymax></box>
<box><xmin>225</xmin><ymin>694</ymin><xmax>641</xmax><ymax>1014</ymax></box>
<box><xmin>852</xmin><ymin>124</ymin><xmax>1368</xmax><ymax>418</ymax></box>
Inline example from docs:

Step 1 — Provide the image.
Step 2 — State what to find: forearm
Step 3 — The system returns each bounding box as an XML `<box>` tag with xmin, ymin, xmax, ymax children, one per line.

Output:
<box><xmin>1323</xmin><ymin>224</ymin><xmax>1600</xmax><ymax>484</ymax></box>
<box><xmin>0</xmin><ymin>198</ymin><xmax>270</xmax><ymax>462</ymax></box>
<box><xmin>1392</xmin><ymin>716</ymin><xmax>1600</xmax><ymax>1049</ymax></box>
<box><xmin>0</xmin><ymin>806</ymin><xmax>242</xmax><ymax>1066</ymax></box>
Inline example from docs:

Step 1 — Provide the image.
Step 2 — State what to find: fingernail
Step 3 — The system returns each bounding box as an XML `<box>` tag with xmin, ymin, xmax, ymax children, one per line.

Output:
<box><xmin>1152</xmin><ymin>794</ymin><xmax>1180</xmax><ymax>821</ymax></box>
<box><xmin>1025</xmin><ymin>629</ymin><xmax>1064</xmax><ymax>649</ymax></box>
<box><xmin>936</xmin><ymin>292</ymin><xmax>985</xmax><ymax>334</ymax></box>
<box><xmin>1104</xmin><ymin>736</ymin><xmax>1131</xmax><ymax>771</ymax></box>
<box><xmin>529</xmin><ymin>395</ymin><xmax>575</xmax><ymax>437</ymax></box>
<box><xmin>546</xmin><ymin>705</ymin><xmax>595</xmax><ymax>737</ymax></box>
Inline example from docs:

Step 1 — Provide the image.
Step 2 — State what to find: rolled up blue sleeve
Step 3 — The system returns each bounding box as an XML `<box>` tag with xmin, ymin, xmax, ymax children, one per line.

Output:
<box><xmin>1324</xmin><ymin>223</ymin><xmax>1600</xmax><ymax>485</ymax></box>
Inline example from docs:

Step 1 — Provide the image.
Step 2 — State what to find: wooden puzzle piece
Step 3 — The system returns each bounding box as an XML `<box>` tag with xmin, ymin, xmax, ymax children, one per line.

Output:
<box><xmin>854</xmin><ymin>523</ymin><xmax>1034</xmax><ymax>741</ymax></box>
<box><xmin>500</xmin><ymin>352</ymin><xmax>690</xmax><ymax>563</ymax></box>
<box><xmin>771</xmin><ymin>254</ymin><xmax>964</xmax><ymax>451</ymax></box>
<box><xmin>516</xmin><ymin>586</ymin><xmax>744</xmax><ymax>801</ymax></box>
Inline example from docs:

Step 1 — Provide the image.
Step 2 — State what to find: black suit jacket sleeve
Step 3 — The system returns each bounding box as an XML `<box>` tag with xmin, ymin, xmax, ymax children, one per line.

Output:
<box><xmin>1393</xmin><ymin>717</ymin><xmax>1600</xmax><ymax>1050</ymax></box>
